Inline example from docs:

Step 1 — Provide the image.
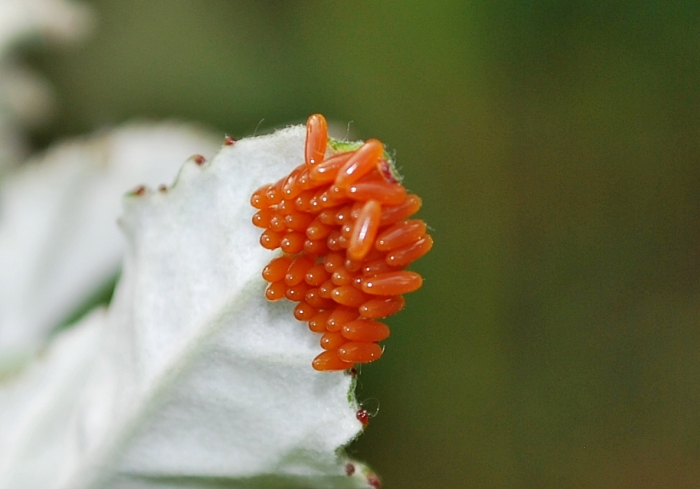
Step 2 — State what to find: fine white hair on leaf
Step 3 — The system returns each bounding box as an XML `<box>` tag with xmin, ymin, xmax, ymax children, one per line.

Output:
<box><xmin>0</xmin><ymin>123</ymin><xmax>221</xmax><ymax>369</ymax></box>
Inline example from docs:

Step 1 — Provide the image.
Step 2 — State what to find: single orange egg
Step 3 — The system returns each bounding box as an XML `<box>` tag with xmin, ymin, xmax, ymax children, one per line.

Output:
<box><xmin>338</xmin><ymin>342</ymin><xmax>383</xmax><ymax>364</ymax></box>
<box><xmin>312</xmin><ymin>350</ymin><xmax>354</xmax><ymax>372</ymax></box>
<box><xmin>375</xmin><ymin>219</ymin><xmax>427</xmax><ymax>251</ymax></box>
<box><xmin>335</xmin><ymin>139</ymin><xmax>384</xmax><ymax>189</ymax></box>
<box><xmin>361</xmin><ymin>271</ymin><xmax>423</xmax><ymax>296</ymax></box>
<box><xmin>341</xmin><ymin>319</ymin><xmax>390</xmax><ymax>343</ymax></box>
<box><xmin>305</xmin><ymin>114</ymin><xmax>328</xmax><ymax>167</ymax></box>
<box><xmin>347</xmin><ymin>200</ymin><xmax>382</xmax><ymax>261</ymax></box>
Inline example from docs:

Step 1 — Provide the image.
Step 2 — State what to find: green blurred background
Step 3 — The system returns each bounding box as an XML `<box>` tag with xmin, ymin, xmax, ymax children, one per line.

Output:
<box><xmin>27</xmin><ymin>1</ymin><xmax>700</xmax><ymax>487</ymax></box>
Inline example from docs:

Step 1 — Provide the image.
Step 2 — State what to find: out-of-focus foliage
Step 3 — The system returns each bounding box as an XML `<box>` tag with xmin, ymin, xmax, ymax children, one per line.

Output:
<box><xmin>27</xmin><ymin>1</ymin><xmax>700</xmax><ymax>488</ymax></box>
<box><xmin>0</xmin><ymin>0</ymin><xmax>91</xmax><ymax>171</ymax></box>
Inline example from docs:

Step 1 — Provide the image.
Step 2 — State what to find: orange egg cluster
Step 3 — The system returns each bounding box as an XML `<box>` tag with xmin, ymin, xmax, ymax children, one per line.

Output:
<box><xmin>251</xmin><ymin>114</ymin><xmax>432</xmax><ymax>371</ymax></box>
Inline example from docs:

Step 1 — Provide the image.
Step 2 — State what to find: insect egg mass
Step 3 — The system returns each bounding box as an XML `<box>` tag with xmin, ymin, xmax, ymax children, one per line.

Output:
<box><xmin>251</xmin><ymin>114</ymin><xmax>432</xmax><ymax>371</ymax></box>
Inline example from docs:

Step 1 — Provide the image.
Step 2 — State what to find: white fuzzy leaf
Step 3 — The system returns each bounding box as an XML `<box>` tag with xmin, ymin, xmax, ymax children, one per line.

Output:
<box><xmin>0</xmin><ymin>309</ymin><xmax>105</xmax><ymax>485</ymax></box>
<box><xmin>0</xmin><ymin>123</ymin><xmax>221</xmax><ymax>367</ymax></box>
<box><xmin>0</xmin><ymin>125</ymin><xmax>375</xmax><ymax>489</ymax></box>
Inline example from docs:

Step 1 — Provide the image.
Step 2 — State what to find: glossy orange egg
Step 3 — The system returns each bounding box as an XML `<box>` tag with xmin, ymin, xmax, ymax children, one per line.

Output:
<box><xmin>305</xmin><ymin>114</ymin><xmax>328</xmax><ymax>167</ymax></box>
<box><xmin>385</xmin><ymin>234</ymin><xmax>434</xmax><ymax>267</ymax></box>
<box><xmin>341</xmin><ymin>319</ymin><xmax>390</xmax><ymax>342</ymax></box>
<box><xmin>262</xmin><ymin>256</ymin><xmax>293</xmax><ymax>283</ymax></box>
<box><xmin>284</xmin><ymin>255</ymin><xmax>315</xmax><ymax>286</ymax></box>
<box><xmin>346</xmin><ymin>181</ymin><xmax>407</xmax><ymax>206</ymax></box>
<box><xmin>265</xmin><ymin>281</ymin><xmax>287</xmax><ymax>301</ymax></box>
<box><xmin>375</xmin><ymin>219</ymin><xmax>427</xmax><ymax>251</ymax></box>
<box><xmin>312</xmin><ymin>350</ymin><xmax>354</xmax><ymax>371</ymax></box>
<box><xmin>294</xmin><ymin>302</ymin><xmax>317</xmax><ymax>321</ymax></box>
<box><xmin>338</xmin><ymin>342</ymin><xmax>383</xmax><ymax>363</ymax></box>
<box><xmin>359</xmin><ymin>296</ymin><xmax>405</xmax><ymax>319</ymax></box>
<box><xmin>335</xmin><ymin>139</ymin><xmax>384</xmax><ymax>188</ymax></box>
<box><xmin>326</xmin><ymin>307</ymin><xmax>359</xmax><ymax>332</ymax></box>
<box><xmin>361</xmin><ymin>271</ymin><xmax>423</xmax><ymax>296</ymax></box>
<box><xmin>304</xmin><ymin>263</ymin><xmax>330</xmax><ymax>286</ymax></box>
<box><xmin>347</xmin><ymin>200</ymin><xmax>382</xmax><ymax>261</ymax></box>
<box><xmin>309</xmin><ymin>311</ymin><xmax>332</xmax><ymax>333</ymax></box>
